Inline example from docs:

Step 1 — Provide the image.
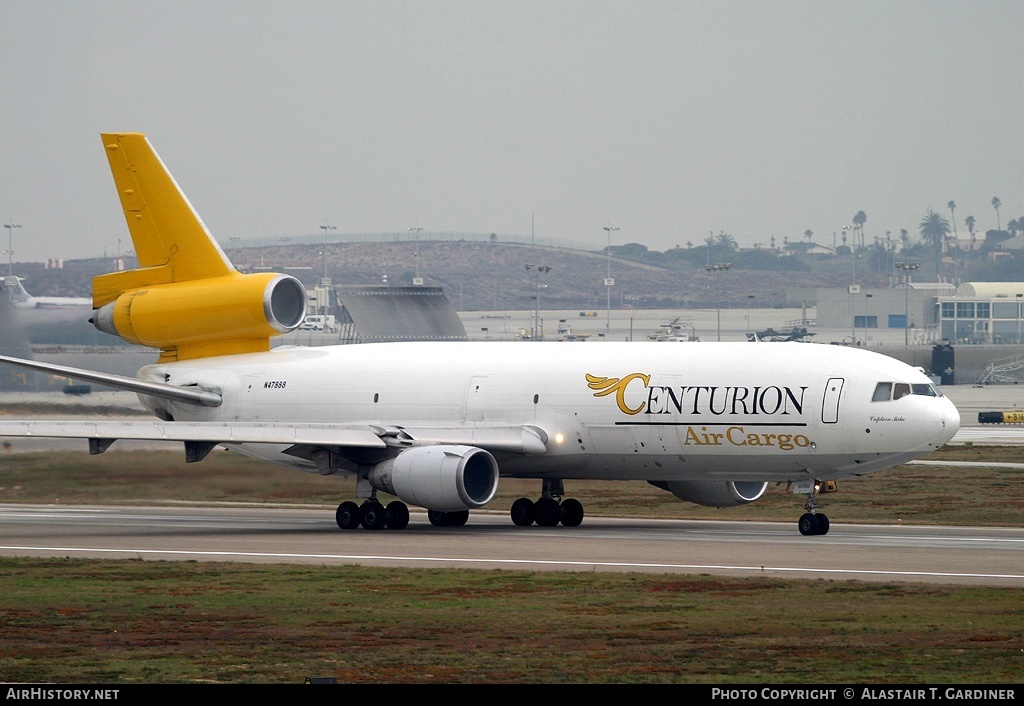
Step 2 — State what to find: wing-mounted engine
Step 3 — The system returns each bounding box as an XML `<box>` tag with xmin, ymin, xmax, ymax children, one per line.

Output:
<box><xmin>367</xmin><ymin>445</ymin><xmax>500</xmax><ymax>512</ymax></box>
<box><xmin>650</xmin><ymin>480</ymin><xmax>768</xmax><ymax>508</ymax></box>
<box><xmin>92</xmin><ymin>272</ymin><xmax>306</xmax><ymax>362</ymax></box>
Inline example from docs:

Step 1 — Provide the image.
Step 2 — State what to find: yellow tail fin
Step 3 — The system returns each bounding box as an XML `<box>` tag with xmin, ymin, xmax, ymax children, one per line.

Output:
<box><xmin>91</xmin><ymin>133</ymin><xmax>306</xmax><ymax>362</ymax></box>
<box><xmin>93</xmin><ymin>133</ymin><xmax>235</xmax><ymax>306</ymax></box>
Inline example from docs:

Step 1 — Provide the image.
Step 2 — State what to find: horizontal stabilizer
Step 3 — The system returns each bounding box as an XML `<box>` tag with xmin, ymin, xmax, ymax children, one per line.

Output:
<box><xmin>0</xmin><ymin>354</ymin><xmax>221</xmax><ymax>407</ymax></box>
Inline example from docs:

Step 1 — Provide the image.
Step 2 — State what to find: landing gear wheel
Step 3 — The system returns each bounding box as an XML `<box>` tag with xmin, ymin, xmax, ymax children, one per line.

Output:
<box><xmin>511</xmin><ymin>498</ymin><xmax>536</xmax><ymax>526</ymax></box>
<box><xmin>446</xmin><ymin>510</ymin><xmax>469</xmax><ymax>527</ymax></box>
<box><xmin>385</xmin><ymin>501</ymin><xmax>410</xmax><ymax>530</ymax></box>
<box><xmin>815</xmin><ymin>514</ymin><xmax>830</xmax><ymax>535</ymax></box>
<box><xmin>535</xmin><ymin>498</ymin><xmax>561</xmax><ymax>527</ymax></box>
<box><xmin>427</xmin><ymin>509</ymin><xmax>450</xmax><ymax>527</ymax></box>
<box><xmin>336</xmin><ymin>501</ymin><xmax>362</xmax><ymax>530</ymax></box>
<box><xmin>559</xmin><ymin>498</ymin><xmax>584</xmax><ymax>527</ymax></box>
<box><xmin>360</xmin><ymin>501</ymin><xmax>387</xmax><ymax>530</ymax></box>
<box><xmin>798</xmin><ymin>513</ymin><xmax>820</xmax><ymax>536</ymax></box>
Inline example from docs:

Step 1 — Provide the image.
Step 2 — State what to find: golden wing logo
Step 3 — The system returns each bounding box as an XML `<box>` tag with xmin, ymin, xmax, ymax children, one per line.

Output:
<box><xmin>586</xmin><ymin>372</ymin><xmax>650</xmax><ymax>415</ymax></box>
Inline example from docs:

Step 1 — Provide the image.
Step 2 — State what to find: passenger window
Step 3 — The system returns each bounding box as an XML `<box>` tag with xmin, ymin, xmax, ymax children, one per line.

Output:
<box><xmin>893</xmin><ymin>383</ymin><xmax>911</xmax><ymax>400</ymax></box>
<box><xmin>872</xmin><ymin>382</ymin><xmax>892</xmax><ymax>402</ymax></box>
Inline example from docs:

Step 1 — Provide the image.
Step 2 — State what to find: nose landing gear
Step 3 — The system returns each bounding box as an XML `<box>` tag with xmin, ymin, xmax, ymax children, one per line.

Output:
<box><xmin>795</xmin><ymin>478</ymin><xmax>835</xmax><ymax>535</ymax></box>
<box><xmin>798</xmin><ymin>511</ymin><xmax>830</xmax><ymax>536</ymax></box>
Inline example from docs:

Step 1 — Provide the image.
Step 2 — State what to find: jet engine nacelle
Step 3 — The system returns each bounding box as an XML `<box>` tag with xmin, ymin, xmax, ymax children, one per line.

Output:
<box><xmin>367</xmin><ymin>445</ymin><xmax>500</xmax><ymax>512</ymax></box>
<box><xmin>652</xmin><ymin>480</ymin><xmax>768</xmax><ymax>508</ymax></box>
<box><xmin>92</xmin><ymin>273</ymin><xmax>306</xmax><ymax>360</ymax></box>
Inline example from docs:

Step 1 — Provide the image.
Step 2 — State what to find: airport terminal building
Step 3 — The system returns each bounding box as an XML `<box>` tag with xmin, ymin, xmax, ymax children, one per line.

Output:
<box><xmin>815</xmin><ymin>282</ymin><xmax>954</xmax><ymax>344</ymax></box>
<box><xmin>816</xmin><ymin>282</ymin><xmax>1024</xmax><ymax>346</ymax></box>
<box><xmin>937</xmin><ymin>282</ymin><xmax>1024</xmax><ymax>345</ymax></box>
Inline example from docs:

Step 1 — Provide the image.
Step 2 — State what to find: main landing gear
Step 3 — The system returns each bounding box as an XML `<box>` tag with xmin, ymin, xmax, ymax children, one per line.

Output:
<box><xmin>510</xmin><ymin>479</ymin><xmax>584</xmax><ymax>528</ymax></box>
<box><xmin>334</xmin><ymin>478</ymin><xmax>587</xmax><ymax>531</ymax></box>
<box><xmin>797</xmin><ymin>479</ymin><xmax>835</xmax><ymax>536</ymax></box>
<box><xmin>333</xmin><ymin>499</ymin><xmax>468</xmax><ymax>530</ymax></box>
<box><xmin>336</xmin><ymin>499</ymin><xmax>410</xmax><ymax>530</ymax></box>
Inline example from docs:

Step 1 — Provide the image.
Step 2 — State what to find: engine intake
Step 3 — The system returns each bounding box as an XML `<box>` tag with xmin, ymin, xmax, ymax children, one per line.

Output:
<box><xmin>367</xmin><ymin>445</ymin><xmax>499</xmax><ymax>512</ymax></box>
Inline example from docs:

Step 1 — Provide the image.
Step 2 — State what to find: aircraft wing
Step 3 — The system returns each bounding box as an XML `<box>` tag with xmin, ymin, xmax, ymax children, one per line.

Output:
<box><xmin>0</xmin><ymin>420</ymin><xmax>548</xmax><ymax>462</ymax></box>
<box><xmin>385</xmin><ymin>425</ymin><xmax>548</xmax><ymax>455</ymax></box>
<box><xmin>0</xmin><ymin>420</ymin><xmax>387</xmax><ymax>447</ymax></box>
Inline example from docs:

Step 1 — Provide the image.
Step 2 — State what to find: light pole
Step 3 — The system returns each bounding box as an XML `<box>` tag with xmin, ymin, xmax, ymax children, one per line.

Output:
<box><xmin>896</xmin><ymin>262</ymin><xmax>920</xmax><ymax>346</ymax></box>
<box><xmin>526</xmin><ymin>264</ymin><xmax>551</xmax><ymax>340</ymax></box>
<box><xmin>849</xmin><ymin>283</ymin><xmax>860</xmax><ymax>342</ymax></box>
<box><xmin>862</xmin><ymin>293</ymin><xmax>873</xmax><ymax>345</ymax></box>
<box><xmin>705</xmin><ymin>263</ymin><xmax>731</xmax><ymax>341</ymax></box>
<box><xmin>603</xmin><ymin>225</ymin><xmax>619</xmax><ymax>338</ymax></box>
<box><xmin>319</xmin><ymin>224</ymin><xmax>336</xmax><ymax>283</ymax></box>
<box><xmin>4</xmin><ymin>222</ymin><xmax>21</xmax><ymax>277</ymax></box>
<box><xmin>408</xmin><ymin>226</ymin><xmax>424</xmax><ymax>284</ymax></box>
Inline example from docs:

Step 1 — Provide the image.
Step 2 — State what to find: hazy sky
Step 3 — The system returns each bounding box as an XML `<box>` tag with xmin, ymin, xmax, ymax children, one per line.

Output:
<box><xmin>1</xmin><ymin>0</ymin><xmax>1021</xmax><ymax>265</ymax></box>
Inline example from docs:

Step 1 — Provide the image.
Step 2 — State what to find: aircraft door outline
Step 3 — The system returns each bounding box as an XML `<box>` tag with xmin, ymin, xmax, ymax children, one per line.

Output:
<box><xmin>466</xmin><ymin>375</ymin><xmax>488</xmax><ymax>422</ymax></box>
<box><xmin>821</xmin><ymin>377</ymin><xmax>844</xmax><ymax>424</ymax></box>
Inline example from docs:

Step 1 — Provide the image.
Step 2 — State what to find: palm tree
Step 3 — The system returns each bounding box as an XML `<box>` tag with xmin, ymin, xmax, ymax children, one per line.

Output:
<box><xmin>853</xmin><ymin>211</ymin><xmax>867</xmax><ymax>248</ymax></box>
<box><xmin>992</xmin><ymin>197</ymin><xmax>1002</xmax><ymax>230</ymax></box>
<box><xmin>919</xmin><ymin>209</ymin><xmax>950</xmax><ymax>277</ymax></box>
<box><xmin>965</xmin><ymin>215</ymin><xmax>976</xmax><ymax>251</ymax></box>
<box><xmin>948</xmin><ymin>201</ymin><xmax>958</xmax><ymax>240</ymax></box>
<box><xmin>804</xmin><ymin>229</ymin><xmax>813</xmax><ymax>244</ymax></box>
<box><xmin>715</xmin><ymin>231</ymin><xmax>738</xmax><ymax>252</ymax></box>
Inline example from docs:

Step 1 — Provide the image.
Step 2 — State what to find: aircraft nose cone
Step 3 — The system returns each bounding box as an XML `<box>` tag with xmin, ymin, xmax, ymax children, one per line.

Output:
<box><xmin>946</xmin><ymin>397</ymin><xmax>961</xmax><ymax>430</ymax></box>
<box><xmin>937</xmin><ymin>396</ymin><xmax>961</xmax><ymax>446</ymax></box>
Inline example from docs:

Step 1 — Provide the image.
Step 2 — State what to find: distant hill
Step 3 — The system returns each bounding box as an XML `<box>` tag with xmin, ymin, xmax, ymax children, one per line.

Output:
<box><xmin>8</xmin><ymin>240</ymin><xmax>897</xmax><ymax>312</ymax></box>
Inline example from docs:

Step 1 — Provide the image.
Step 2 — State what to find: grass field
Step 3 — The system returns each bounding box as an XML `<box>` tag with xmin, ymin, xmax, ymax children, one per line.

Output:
<box><xmin>1</xmin><ymin>558</ymin><xmax>1021</xmax><ymax>684</ymax></box>
<box><xmin>1</xmin><ymin>444</ymin><xmax>1022</xmax><ymax>526</ymax></box>
<box><xmin>0</xmin><ymin>445</ymin><xmax>1021</xmax><ymax>684</ymax></box>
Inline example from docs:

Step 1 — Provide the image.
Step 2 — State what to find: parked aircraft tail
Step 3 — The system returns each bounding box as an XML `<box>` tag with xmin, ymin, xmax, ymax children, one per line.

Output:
<box><xmin>3</xmin><ymin>276</ymin><xmax>30</xmax><ymax>303</ymax></box>
<box><xmin>91</xmin><ymin>133</ymin><xmax>306</xmax><ymax>362</ymax></box>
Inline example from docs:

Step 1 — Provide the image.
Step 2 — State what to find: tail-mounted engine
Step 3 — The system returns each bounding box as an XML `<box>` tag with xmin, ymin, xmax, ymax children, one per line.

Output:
<box><xmin>650</xmin><ymin>480</ymin><xmax>768</xmax><ymax>508</ymax></box>
<box><xmin>92</xmin><ymin>272</ymin><xmax>306</xmax><ymax>362</ymax></box>
<box><xmin>367</xmin><ymin>445</ymin><xmax>500</xmax><ymax>512</ymax></box>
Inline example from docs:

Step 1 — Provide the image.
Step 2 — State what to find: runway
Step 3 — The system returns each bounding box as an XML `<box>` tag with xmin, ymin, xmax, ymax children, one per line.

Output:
<box><xmin>1</xmin><ymin>503</ymin><xmax>1021</xmax><ymax>587</ymax></box>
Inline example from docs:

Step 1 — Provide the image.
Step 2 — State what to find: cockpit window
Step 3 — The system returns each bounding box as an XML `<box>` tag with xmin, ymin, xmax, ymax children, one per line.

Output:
<box><xmin>872</xmin><ymin>381</ymin><xmax>940</xmax><ymax>401</ymax></box>
<box><xmin>872</xmin><ymin>382</ymin><xmax>892</xmax><ymax>402</ymax></box>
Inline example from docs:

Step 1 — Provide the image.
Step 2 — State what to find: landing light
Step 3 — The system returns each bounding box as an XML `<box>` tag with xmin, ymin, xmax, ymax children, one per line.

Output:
<box><xmin>554</xmin><ymin>433</ymin><xmax>565</xmax><ymax>444</ymax></box>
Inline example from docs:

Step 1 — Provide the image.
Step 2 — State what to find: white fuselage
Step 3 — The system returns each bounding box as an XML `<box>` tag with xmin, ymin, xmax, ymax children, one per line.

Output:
<box><xmin>137</xmin><ymin>341</ymin><xmax>960</xmax><ymax>483</ymax></box>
